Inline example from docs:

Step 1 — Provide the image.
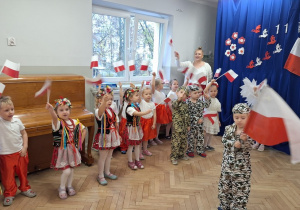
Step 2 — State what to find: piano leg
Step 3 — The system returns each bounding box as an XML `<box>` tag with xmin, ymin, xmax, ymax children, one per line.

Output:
<box><xmin>80</xmin><ymin>125</ymin><xmax>94</xmax><ymax>166</ymax></box>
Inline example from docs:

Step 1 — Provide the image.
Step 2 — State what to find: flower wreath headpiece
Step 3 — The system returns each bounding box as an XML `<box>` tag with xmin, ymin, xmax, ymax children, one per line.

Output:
<box><xmin>54</xmin><ymin>97</ymin><xmax>72</xmax><ymax>109</ymax></box>
<box><xmin>125</xmin><ymin>87</ymin><xmax>140</xmax><ymax>100</ymax></box>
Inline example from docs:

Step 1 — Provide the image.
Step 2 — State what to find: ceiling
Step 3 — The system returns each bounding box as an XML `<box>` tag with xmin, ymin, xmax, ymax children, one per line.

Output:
<box><xmin>185</xmin><ymin>0</ymin><xmax>218</xmax><ymax>8</ymax></box>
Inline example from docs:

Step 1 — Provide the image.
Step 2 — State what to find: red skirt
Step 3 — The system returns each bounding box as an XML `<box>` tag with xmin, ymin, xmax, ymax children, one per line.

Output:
<box><xmin>155</xmin><ymin>104</ymin><xmax>170</xmax><ymax>124</ymax></box>
<box><xmin>166</xmin><ymin>105</ymin><xmax>172</xmax><ymax>123</ymax></box>
<box><xmin>141</xmin><ymin>117</ymin><xmax>157</xmax><ymax>141</ymax></box>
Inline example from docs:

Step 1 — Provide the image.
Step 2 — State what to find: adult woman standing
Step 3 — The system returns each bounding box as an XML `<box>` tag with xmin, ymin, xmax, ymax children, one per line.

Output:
<box><xmin>175</xmin><ymin>47</ymin><xmax>212</xmax><ymax>89</ymax></box>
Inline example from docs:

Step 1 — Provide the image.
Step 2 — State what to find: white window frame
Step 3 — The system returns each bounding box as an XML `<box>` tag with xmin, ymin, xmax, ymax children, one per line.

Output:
<box><xmin>92</xmin><ymin>6</ymin><xmax>168</xmax><ymax>83</ymax></box>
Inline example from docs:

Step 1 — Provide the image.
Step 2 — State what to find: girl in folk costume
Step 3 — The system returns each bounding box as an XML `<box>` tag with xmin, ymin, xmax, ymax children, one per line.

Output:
<box><xmin>118</xmin><ymin>82</ymin><xmax>129</xmax><ymax>154</ymax></box>
<box><xmin>151</xmin><ymin>72</ymin><xmax>170</xmax><ymax>145</ymax></box>
<box><xmin>139</xmin><ymin>81</ymin><xmax>157</xmax><ymax>159</ymax></box>
<box><xmin>92</xmin><ymin>87</ymin><xmax>120</xmax><ymax>185</ymax></box>
<box><xmin>203</xmin><ymin>79</ymin><xmax>221</xmax><ymax>151</ymax></box>
<box><xmin>125</xmin><ymin>87</ymin><xmax>152</xmax><ymax>170</ymax></box>
<box><xmin>46</xmin><ymin>98</ymin><xmax>87</xmax><ymax>199</ymax></box>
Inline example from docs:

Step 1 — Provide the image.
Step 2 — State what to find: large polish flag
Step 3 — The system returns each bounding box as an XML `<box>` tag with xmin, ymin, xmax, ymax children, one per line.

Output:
<box><xmin>128</xmin><ymin>60</ymin><xmax>135</xmax><ymax>71</ymax></box>
<box><xmin>113</xmin><ymin>60</ymin><xmax>125</xmax><ymax>72</ymax></box>
<box><xmin>224</xmin><ymin>69</ymin><xmax>238</xmax><ymax>82</ymax></box>
<box><xmin>35</xmin><ymin>80</ymin><xmax>52</xmax><ymax>97</ymax></box>
<box><xmin>0</xmin><ymin>82</ymin><xmax>5</xmax><ymax>96</ymax></box>
<box><xmin>90</xmin><ymin>55</ymin><xmax>99</xmax><ymax>69</ymax></box>
<box><xmin>1</xmin><ymin>59</ymin><xmax>20</xmax><ymax>78</ymax></box>
<box><xmin>244</xmin><ymin>86</ymin><xmax>300</xmax><ymax>164</ymax></box>
<box><xmin>284</xmin><ymin>38</ymin><xmax>300</xmax><ymax>76</ymax></box>
<box><xmin>140</xmin><ymin>60</ymin><xmax>149</xmax><ymax>71</ymax></box>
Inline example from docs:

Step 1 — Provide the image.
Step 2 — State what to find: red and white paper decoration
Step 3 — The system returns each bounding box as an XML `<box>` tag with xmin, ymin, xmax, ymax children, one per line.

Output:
<box><xmin>128</xmin><ymin>60</ymin><xmax>135</xmax><ymax>71</ymax></box>
<box><xmin>1</xmin><ymin>59</ymin><xmax>20</xmax><ymax>78</ymax></box>
<box><xmin>113</xmin><ymin>60</ymin><xmax>125</xmax><ymax>72</ymax></box>
<box><xmin>90</xmin><ymin>55</ymin><xmax>98</xmax><ymax>69</ymax></box>
<box><xmin>140</xmin><ymin>60</ymin><xmax>149</xmax><ymax>71</ymax></box>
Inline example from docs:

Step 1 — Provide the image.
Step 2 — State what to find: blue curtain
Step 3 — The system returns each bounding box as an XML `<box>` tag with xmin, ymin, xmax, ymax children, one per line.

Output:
<box><xmin>214</xmin><ymin>0</ymin><xmax>300</xmax><ymax>154</ymax></box>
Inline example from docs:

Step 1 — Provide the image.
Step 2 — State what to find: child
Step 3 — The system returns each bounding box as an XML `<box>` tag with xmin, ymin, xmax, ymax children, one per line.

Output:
<box><xmin>203</xmin><ymin>80</ymin><xmax>221</xmax><ymax>151</ymax></box>
<box><xmin>0</xmin><ymin>96</ymin><xmax>36</xmax><ymax>206</ymax></box>
<box><xmin>139</xmin><ymin>83</ymin><xmax>157</xmax><ymax>159</ymax></box>
<box><xmin>92</xmin><ymin>88</ymin><xmax>120</xmax><ymax>185</ymax></box>
<box><xmin>218</xmin><ymin>103</ymin><xmax>253</xmax><ymax>210</ymax></box>
<box><xmin>118</xmin><ymin>83</ymin><xmax>129</xmax><ymax>154</ymax></box>
<box><xmin>186</xmin><ymin>85</ymin><xmax>211</xmax><ymax>158</ymax></box>
<box><xmin>46</xmin><ymin>97</ymin><xmax>86</xmax><ymax>199</ymax></box>
<box><xmin>165</xmin><ymin>79</ymin><xmax>179</xmax><ymax>139</ymax></box>
<box><xmin>125</xmin><ymin>87</ymin><xmax>152</xmax><ymax>169</ymax></box>
<box><xmin>151</xmin><ymin>72</ymin><xmax>170</xmax><ymax>145</ymax></box>
<box><xmin>170</xmin><ymin>86</ymin><xmax>190</xmax><ymax>165</ymax></box>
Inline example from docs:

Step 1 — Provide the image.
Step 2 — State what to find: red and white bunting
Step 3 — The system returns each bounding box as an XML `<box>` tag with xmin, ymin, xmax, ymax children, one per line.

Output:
<box><xmin>1</xmin><ymin>59</ymin><xmax>20</xmax><ymax>78</ymax></box>
<box><xmin>85</xmin><ymin>77</ymin><xmax>103</xmax><ymax>85</ymax></box>
<box><xmin>140</xmin><ymin>60</ymin><xmax>149</xmax><ymax>71</ymax></box>
<box><xmin>128</xmin><ymin>60</ymin><xmax>135</xmax><ymax>71</ymax></box>
<box><xmin>113</xmin><ymin>60</ymin><xmax>125</xmax><ymax>72</ymax></box>
<box><xmin>214</xmin><ymin>68</ymin><xmax>221</xmax><ymax>77</ymax></box>
<box><xmin>90</xmin><ymin>55</ymin><xmax>98</xmax><ymax>69</ymax></box>
<box><xmin>35</xmin><ymin>80</ymin><xmax>52</xmax><ymax>97</ymax></box>
<box><xmin>224</xmin><ymin>69</ymin><xmax>238</xmax><ymax>82</ymax></box>
<box><xmin>0</xmin><ymin>82</ymin><xmax>5</xmax><ymax>96</ymax></box>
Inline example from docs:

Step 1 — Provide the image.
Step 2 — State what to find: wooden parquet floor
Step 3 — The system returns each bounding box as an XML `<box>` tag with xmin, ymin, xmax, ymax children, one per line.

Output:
<box><xmin>2</xmin><ymin>136</ymin><xmax>300</xmax><ymax>210</ymax></box>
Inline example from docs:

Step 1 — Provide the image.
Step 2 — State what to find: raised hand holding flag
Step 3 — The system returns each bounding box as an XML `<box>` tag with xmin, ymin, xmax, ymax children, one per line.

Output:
<box><xmin>35</xmin><ymin>79</ymin><xmax>52</xmax><ymax>103</ymax></box>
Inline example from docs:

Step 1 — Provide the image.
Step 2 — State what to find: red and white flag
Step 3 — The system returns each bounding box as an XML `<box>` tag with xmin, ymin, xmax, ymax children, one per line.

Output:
<box><xmin>284</xmin><ymin>38</ymin><xmax>300</xmax><ymax>76</ymax></box>
<box><xmin>90</xmin><ymin>55</ymin><xmax>98</xmax><ymax>69</ymax></box>
<box><xmin>113</xmin><ymin>60</ymin><xmax>125</xmax><ymax>72</ymax></box>
<box><xmin>195</xmin><ymin>72</ymin><xmax>207</xmax><ymax>84</ymax></box>
<box><xmin>85</xmin><ymin>77</ymin><xmax>103</xmax><ymax>85</ymax></box>
<box><xmin>35</xmin><ymin>80</ymin><xmax>52</xmax><ymax>97</ymax></box>
<box><xmin>224</xmin><ymin>69</ymin><xmax>238</xmax><ymax>82</ymax></box>
<box><xmin>128</xmin><ymin>60</ymin><xmax>135</xmax><ymax>71</ymax></box>
<box><xmin>140</xmin><ymin>60</ymin><xmax>149</xmax><ymax>71</ymax></box>
<box><xmin>158</xmin><ymin>69</ymin><xmax>164</xmax><ymax>80</ymax></box>
<box><xmin>181</xmin><ymin>67</ymin><xmax>189</xmax><ymax>74</ymax></box>
<box><xmin>164</xmin><ymin>97</ymin><xmax>171</xmax><ymax>103</ymax></box>
<box><xmin>1</xmin><ymin>59</ymin><xmax>20</xmax><ymax>78</ymax></box>
<box><xmin>0</xmin><ymin>82</ymin><xmax>5</xmax><ymax>96</ymax></box>
<box><xmin>214</xmin><ymin>68</ymin><xmax>221</xmax><ymax>77</ymax></box>
<box><xmin>244</xmin><ymin>86</ymin><xmax>300</xmax><ymax>164</ymax></box>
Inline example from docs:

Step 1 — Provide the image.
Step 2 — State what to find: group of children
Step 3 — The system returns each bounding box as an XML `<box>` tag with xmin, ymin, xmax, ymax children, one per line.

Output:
<box><xmin>0</xmin><ymin>70</ymin><xmax>255</xmax><ymax>209</ymax></box>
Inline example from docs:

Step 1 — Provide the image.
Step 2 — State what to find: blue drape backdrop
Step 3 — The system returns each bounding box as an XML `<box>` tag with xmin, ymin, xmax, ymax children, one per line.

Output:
<box><xmin>214</xmin><ymin>0</ymin><xmax>300</xmax><ymax>154</ymax></box>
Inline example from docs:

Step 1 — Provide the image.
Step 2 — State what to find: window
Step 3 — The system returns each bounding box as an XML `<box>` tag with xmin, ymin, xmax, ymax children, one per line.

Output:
<box><xmin>92</xmin><ymin>7</ymin><xmax>168</xmax><ymax>82</ymax></box>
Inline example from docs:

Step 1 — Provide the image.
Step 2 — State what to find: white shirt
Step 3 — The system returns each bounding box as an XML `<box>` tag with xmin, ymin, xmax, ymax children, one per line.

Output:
<box><xmin>167</xmin><ymin>91</ymin><xmax>178</xmax><ymax>101</ymax></box>
<box><xmin>0</xmin><ymin>116</ymin><xmax>25</xmax><ymax>155</ymax></box>
<box><xmin>126</xmin><ymin>106</ymin><xmax>137</xmax><ymax>116</ymax></box>
<box><xmin>176</xmin><ymin>60</ymin><xmax>212</xmax><ymax>85</ymax></box>
<box><xmin>140</xmin><ymin>100</ymin><xmax>155</xmax><ymax>119</ymax></box>
<box><xmin>152</xmin><ymin>90</ymin><xmax>166</xmax><ymax>103</ymax></box>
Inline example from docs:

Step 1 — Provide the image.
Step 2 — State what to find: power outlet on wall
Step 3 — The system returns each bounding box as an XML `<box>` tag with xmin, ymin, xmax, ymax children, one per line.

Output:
<box><xmin>7</xmin><ymin>37</ymin><xmax>16</xmax><ymax>46</ymax></box>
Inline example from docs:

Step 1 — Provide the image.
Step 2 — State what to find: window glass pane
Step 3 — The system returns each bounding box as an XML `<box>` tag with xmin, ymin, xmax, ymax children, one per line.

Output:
<box><xmin>133</xmin><ymin>20</ymin><xmax>162</xmax><ymax>77</ymax></box>
<box><xmin>92</xmin><ymin>13</ymin><xmax>126</xmax><ymax>78</ymax></box>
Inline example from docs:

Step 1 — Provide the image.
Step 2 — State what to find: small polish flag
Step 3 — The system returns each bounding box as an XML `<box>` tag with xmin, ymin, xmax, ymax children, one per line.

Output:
<box><xmin>35</xmin><ymin>80</ymin><xmax>52</xmax><ymax>97</ymax></box>
<box><xmin>195</xmin><ymin>72</ymin><xmax>207</xmax><ymax>84</ymax></box>
<box><xmin>164</xmin><ymin>97</ymin><xmax>171</xmax><ymax>103</ymax></box>
<box><xmin>85</xmin><ymin>77</ymin><xmax>103</xmax><ymax>85</ymax></box>
<box><xmin>224</xmin><ymin>69</ymin><xmax>238</xmax><ymax>82</ymax></box>
<box><xmin>140</xmin><ymin>60</ymin><xmax>149</xmax><ymax>71</ymax></box>
<box><xmin>1</xmin><ymin>59</ymin><xmax>20</xmax><ymax>78</ymax></box>
<box><xmin>0</xmin><ymin>82</ymin><xmax>5</xmax><ymax>96</ymax></box>
<box><xmin>90</xmin><ymin>55</ymin><xmax>98</xmax><ymax>69</ymax></box>
<box><xmin>181</xmin><ymin>67</ymin><xmax>189</xmax><ymax>74</ymax></box>
<box><xmin>214</xmin><ymin>68</ymin><xmax>221</xmax><ymax>78</ymax></box>
<box><xmin>284</xmin><ymin>38</ymin><xmax>300</xmax><ymax>76</ymax></box>
<box><xmin>158</xmin><ymin>69</ymin><xmax>164</xmax><ymax>80</ymax></box>
<box><xmin>128</xmin><ymin>60</ymin><xmax>135</xmax><ymax>71</ymax></box>
<box><xmin>169</xmin><ymin>38</ymin><xmax>173</xmax><ymax>46</ymax></box>
<box><xmin>113</xmin><ymin>60</ymin><xmax>125</xmax><ymax>72</ymax></box>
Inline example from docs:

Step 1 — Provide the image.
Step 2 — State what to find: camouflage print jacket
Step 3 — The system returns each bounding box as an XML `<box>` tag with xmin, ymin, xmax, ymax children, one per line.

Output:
<box><xmin>186</xmin><ymin>98</ymin><xmax>211</xmax><ymax>125</ymax></box>
<box><xmin>172</xmin><ymin>100</ymin><xmax>190</xmax><ymax>133</ymax></box>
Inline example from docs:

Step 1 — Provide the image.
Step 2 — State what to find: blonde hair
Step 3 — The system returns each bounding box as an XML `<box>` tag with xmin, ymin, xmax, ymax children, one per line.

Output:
<box><xmin>0</xmin><ymin>96</ymin><xmax>13</xmax><ymax>109</ymax></box>
<box><xmin>195</xmin><ymin>47</ymin><xmax>204</xmax><ymax>54</ymax></box>
<box><xmin>142</xmin><ymin>86</ymin><xmax>152</xmax><ymax>95</ymax></box>
<box><xmin>154</xmin><ymin>79</ymin><xmax>162</xmax><ymax>88</ymax></box>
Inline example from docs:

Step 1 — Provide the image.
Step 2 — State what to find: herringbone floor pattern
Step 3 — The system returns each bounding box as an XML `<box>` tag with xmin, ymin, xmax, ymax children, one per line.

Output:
<box><xmin>2</xmin><ymin>136</ymin><xmax>300</xmax><ymax>210</ymax></box>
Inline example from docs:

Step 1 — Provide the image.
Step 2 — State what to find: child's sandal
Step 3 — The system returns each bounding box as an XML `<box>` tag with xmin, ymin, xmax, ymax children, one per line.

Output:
<box><xmin>135</xmin><ymin>160</ymin><xmax>144</xmax><ymax>169</ymax></box>
<box><xmin>58</xmin><ymin>187</ymin><xmax>68</xmax><ymax>199</ymax></box>
<box><xmin>128</xmin><ymin>161</ymin><xmax>137</xmax><ymax>170</ymax></box>
<box><xmin>66</xmin><ymin>187</ymin><xmax>76</xmax><ymax>196</ymax></box>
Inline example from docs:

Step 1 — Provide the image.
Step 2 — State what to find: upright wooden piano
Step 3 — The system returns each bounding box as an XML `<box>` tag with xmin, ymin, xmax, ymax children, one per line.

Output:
<box><xmin>0</xmin><ymin>74</ymin><xmax>95</xmax><ymax>173</ymax></box>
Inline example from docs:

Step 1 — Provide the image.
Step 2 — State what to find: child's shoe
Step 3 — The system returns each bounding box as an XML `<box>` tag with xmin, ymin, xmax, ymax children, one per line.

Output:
<box><xmin>121</xmin><ymin>150</ymin><xmax>127</xmax><ymax>154</ymax></box>
<box><xmin>58</xmin><ymin>187</ymin><xmax>68</xmax><ymax>199</ymax></box>
<box><xmin>3</xmin><ymin>197</ymin><xmax>14</xmax><ymax>206</ymax></box>
<box><xmin>139</xmin><ymin>153</ymin><xmax>145</xmax><ymax>160</ymax></box>
<box><xmin>142</xmin><ymin>150</ymin><xmax>152</xmax><ymax>156</ymax></box>
<box><xmin>186</xmin><ymin>152</ymin><xmax>194</xmax><ymax>158</ymax></box>
<box><xmin>155</xmin><ymin>138</ymin><xmax>163</xmax><ymax>144</ymax></box>
<box><xmin>258</xmin><ymin>144</ymin><xmax>265</xmax><ymax>152</ymax></box>
<box><xmin>104</xmin><ymin>173</ymin><xmax>118</xmax><ymax>180</ymax></box>
<box><xmin>252</xmin><ymin>142</ymin><xmax>259</xmax><ymax>149</ymax></box>
<box><xmin>128</xmin><ymin>161</ymin><xmax>137</xmax><ymax>170</ymax></box>
<box><xmin>181</xmin><ymin>156</ymin><xmax>189</xmax><ymax>161</ymax></box>
<box><xmin>135</xmin><ymin>160</ymin><xmax>144</xmax><ymax>169</ymax></box>
<box><xmin>149</xmin><ymin>140</ymin><xmax>157</xmax><ymax>146</ymax></box>
<box><xmin>66</xmin><ymin>187</ymin><xmax>76</xmax><ymax>196</ymax></box>
<box><xmin>171</xmin><ymin>160</ymin><xmax>178</xmax><ymax>165</ymax></box>
<box><xmin>97</xmin><ymin>177</ymin><xmax>108</xmax><ymax>186</ymax></box>
<box><xmin>205</xmin><ymin>146</ymin><xmax>215</xmax><ymax>151</ymax></box>
<box><xmin>199</xmin><ymin>153</ymin><xmax>207</xmax><ymax>158</ymax></box>
<box><xmin>165</xmin><ymin>135</ymin><xmax>171</xmax><ymax>139</ymax></box>
<box><xmin>21</xmin><ymin>189</ymin><xmax>36</xmax><ymax>198</ymax></box>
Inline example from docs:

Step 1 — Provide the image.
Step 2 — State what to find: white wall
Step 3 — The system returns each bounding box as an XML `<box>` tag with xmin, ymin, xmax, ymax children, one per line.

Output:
<box><xmin>94</xmin><ymin>0</ymin><xmax>217</xmax><ymax>85</ymax></box>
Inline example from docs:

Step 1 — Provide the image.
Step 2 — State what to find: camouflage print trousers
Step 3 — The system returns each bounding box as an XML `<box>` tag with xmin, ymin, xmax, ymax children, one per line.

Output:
<box><xmin>218</xmin><ymin>170</ymin><xmax>251</xmax><ymax>210</ymax></box>
<box><xmin>170</xmin><ymin>131</ymin><xmax>187</xmax><ymax>161</ymax></box>
<box><xmin>187</xmin><ymin>124</ymin><xmax>205</xmax><ymax>154</ymax></box>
